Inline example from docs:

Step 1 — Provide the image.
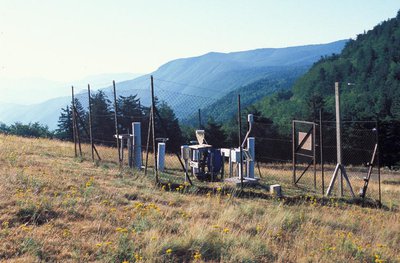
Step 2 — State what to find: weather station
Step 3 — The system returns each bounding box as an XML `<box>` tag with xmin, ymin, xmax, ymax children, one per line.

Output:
<box><xmin>181</xmin><ymin>114</ymin><xmax>260</xmax><ymax>186</ymax></box>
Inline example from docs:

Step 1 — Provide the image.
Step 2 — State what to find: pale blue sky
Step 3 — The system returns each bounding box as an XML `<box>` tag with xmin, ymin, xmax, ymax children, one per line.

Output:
<box><xmin>0</xmin><ymin>0</ymin><xmax>399</xmax><ymax>82</ymax></box>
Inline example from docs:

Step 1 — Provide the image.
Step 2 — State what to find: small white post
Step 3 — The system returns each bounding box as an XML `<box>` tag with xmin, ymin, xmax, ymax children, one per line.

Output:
<box><xmin>157</xmin><ymin>142</ymin><xmax>165</xmax><ymax>172</ymax></box>
<box><xmin>181</xmin><ymin>145</ymin><xmax>190</xmax><ymax>182</ymax></box>
<box><xmin>229</xmin><ymin>149</ymin><xmax>233</xmax><ymax>177</ymax></box>
<box><xmin>237</xmin><ymin>148</ymin><xmax>243</xmax><ymax>178</ymax></box>
<box><xmin>247</xmin><ymin>137</ymin><xmax>255</xmax><ymax>178</ymax></box>
<box><xmin>192</xmin><ymin>149</ymin><xmax>199</xmax><ymax>175</ymax></box>
<box><xmin>128</xmin><ymin>136</ymin><xmax>133</xmax><ymax>168</ymax></box>
<box><xmin>132</xmin><ymin>122</ymin><xmax>142</xmax><ymax>169</ymax></box>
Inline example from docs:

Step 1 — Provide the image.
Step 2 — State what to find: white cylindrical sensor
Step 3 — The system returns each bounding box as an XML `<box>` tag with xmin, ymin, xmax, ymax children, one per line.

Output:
<box><xmin>157</xmin><ymin>142</ymin><xmax>166</xmax><ymax>172</ymax></box>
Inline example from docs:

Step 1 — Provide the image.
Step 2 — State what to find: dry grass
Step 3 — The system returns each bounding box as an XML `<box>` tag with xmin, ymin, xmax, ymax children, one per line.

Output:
<box><xmin>0</xmin><ymin>134</ymin><xmax>399</xmax><ymax>262</ymax></box>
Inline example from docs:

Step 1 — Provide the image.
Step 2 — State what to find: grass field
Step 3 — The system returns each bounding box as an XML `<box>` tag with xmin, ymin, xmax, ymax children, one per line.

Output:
<box><xmin>0</xmin><ymin>134</ymin><xmax>399</xmax><ymax>262</ymax></box>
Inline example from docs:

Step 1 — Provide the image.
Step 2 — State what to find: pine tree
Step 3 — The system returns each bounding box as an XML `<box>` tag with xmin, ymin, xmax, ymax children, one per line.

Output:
<box><xmin>55</xmin><ymin>98</ymin><xmax>86</xmax><ymax>141</ymax></box>
<box><xmin>90</xmin><ymin>90</ymin><xmax>114</xmax><ymax>145</ymax></box>
<box><xmin>155</xmin><ymin>101</ymin><xmax>183</xmax><ymax>152</ymax></box>
<box><xmin>55</xmin><ymin>105</ymin><xmax>73</xmax><ymax>140</ymax></box>
<box><xmin>0</xmin><ymin>123</ymin><xmax>9</xmax><ymax>134</ymax></box>
<box><xmin>205</xmin><ymin>118</ymin><xmax>226</xmax><ymax>148</ymax></box>
<box><xmin>117</xmin><ymin>95</ymin><xmax>144</xmax><ymax>134</ymax></box>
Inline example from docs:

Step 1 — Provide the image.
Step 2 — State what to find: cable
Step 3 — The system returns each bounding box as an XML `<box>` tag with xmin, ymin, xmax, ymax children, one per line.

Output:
<box><xmin>154</xmin><ymin>84</ymin><xmax>220</xmax><ymax>100</ymax></box>
<box><xmin>153</xmin><ymin>77</ymin><xmax>226</xmax><ymax>95</ymax></box>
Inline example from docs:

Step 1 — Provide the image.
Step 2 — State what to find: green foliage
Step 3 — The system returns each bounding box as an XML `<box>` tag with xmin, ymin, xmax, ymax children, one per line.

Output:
<box><xmin>55</xmin><ymin>105</ymin><xmax>73</xmax><ymax>140</ymax></box>
<box><xmin>0</xmin><ymin>122</ymin><xmax>9</xmax><ymax>134</ymax></box>
<box><xmin>1</xmin><ymin>122</ymin><xmax>53</xmax><ymax>138</ymax></box>
<box><xmin>254</xmin><ymin>12</ymin><xmax>400</xmax><ymax>166</ymax></box>
<box><xmin>205</xmin><ymin>119</ymin><xmax>227</xmax><ymax>148</ymax></box>
<box><xmin>201</xmin><ymin>66</ymin><xmax>308</xmax><ymax>124</ymax></box>
<box><xmin>56</xmin><ymin>92</ymin><xmax>152</xmax><ymax>147</ymax></box>
<box><xmin>117</xmin><ymin>94</ymin><xmax>146</xmax><ymax>134</ymax></box>
<box><xmin>116</xmin><ymin>94</ymin><xmax>150</xmax><ymax>148</ymax></box>
<box><xmin>110</xmin><ymin>234</ymin><xmax>135</xmax><ymax>262</ymax></box>
<box><xmin>90</xmin><ymin>90</ymin><xmax>115</xmax><ymax>144</ymax></box>
<box><xmin>55</xmin><ymin>98</ymin><xmax>86</xmax><ymax>141</ymax></box>
<box><xmin>19</xmin><ymin>237</ymin><xmax>49</xmax><ymax>261</ymax></box>
<box><xmin>260</xmin><ymin>12</ymin><xmax>400</xmax><ymax>123</ymax></box>
<box><xmin>155</xmin><ymin>100</ymin><xmax>184</xmax><ymax>152</ymax></box>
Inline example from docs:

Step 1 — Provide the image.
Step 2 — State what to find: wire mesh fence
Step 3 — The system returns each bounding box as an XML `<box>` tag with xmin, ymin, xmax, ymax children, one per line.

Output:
<box><xmin>152</xmin><ymin>77</ymin><xmax>221</xmax><ymax>185</ymax></box>
<box><xmin>68</xmin><ymin>76</ymin><xmax>386</xmax><ymax>204</ymax></box>
<box><xmin>292</xmin><ymin>120</ymin><xmax>321</xmax><ymax>195</ymax></box>
<box><xmin>322</xmin><ymin>121</ymin><xmax>380</xmax><ymax>201</ymax></box>
<box><xmin>70</xmin><ymin>83</ymin><xmax>151</xmax><ymax>171</ymax></box>
<box><xmin>253</xmin><ymin>118</ymin><xmax>381</xmax><ymax>201</ymax></box>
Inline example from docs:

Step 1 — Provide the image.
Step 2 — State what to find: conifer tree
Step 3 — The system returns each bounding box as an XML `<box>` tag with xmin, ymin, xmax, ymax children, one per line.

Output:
<box><xmin>90</xmin><ymin>90</ymin><xmax>114</xmax><ymax>144</ymax></box>
<box><xmin>55</xmin><ymin>105</ymin><xmax>73</xmax><ymax>140</ymax></box>
<box><xmin>117</xmin><ymin>95</ymin><xmax>144</xmax><ymax>134</ymax></box>
<box><xmin>205</xmin><ymin>118</ymin><xmax>226</xmax><ymax>148</ymax></box>
<box><xmin>154</xmin><ymin>101</ymin><xmax>183</xmax><ymax>152</ymax></box>
<box><xmin>55</xmin><ymin>98</ymin><xmax>86</xmax><ymax>140</ymax></box>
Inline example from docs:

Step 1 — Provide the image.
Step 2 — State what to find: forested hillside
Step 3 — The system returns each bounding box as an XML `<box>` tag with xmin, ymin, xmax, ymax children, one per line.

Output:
<box><xmin>199</xmin><ymin>65</ymin><xmax>308</xmax><ymax>123</ymax></box>
<box><xmin>253</xmin><ymin>10</ymin><xmax>400</xmax><ymax>166</ymax></box>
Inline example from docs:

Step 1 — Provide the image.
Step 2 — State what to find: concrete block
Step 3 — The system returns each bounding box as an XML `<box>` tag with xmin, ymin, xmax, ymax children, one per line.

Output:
<box><xmin>270</xmin><ymin>184</ymin><xmax>282</xmax><ymax>197</ymax></box>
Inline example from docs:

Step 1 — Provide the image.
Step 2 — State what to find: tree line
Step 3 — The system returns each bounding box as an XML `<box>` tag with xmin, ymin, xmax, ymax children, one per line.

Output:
<box><xmin>251</xmin><ymin>10</ymin><xmax>400</xmax><ymax>167</ymax></box>
<box><xmin>0</xmin><ymin>89</ymin><xmax>238</xmax><ymax>155</ymax></box>
<box><xmin>0</xmin><ymin>122</ymin><xmax>53</xmax><ymax>138</ymax></box>
<box><xmin>55</xmin><ymin>90</ymin><xmax>230</xmax><ymax>153</ymax></box>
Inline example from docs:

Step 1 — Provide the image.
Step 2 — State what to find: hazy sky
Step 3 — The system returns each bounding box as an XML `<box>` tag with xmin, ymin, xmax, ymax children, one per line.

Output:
<box><xmin>0</xmin><ymin>0</ymin><xmax>399</xmax><ymax>82</ymax></box>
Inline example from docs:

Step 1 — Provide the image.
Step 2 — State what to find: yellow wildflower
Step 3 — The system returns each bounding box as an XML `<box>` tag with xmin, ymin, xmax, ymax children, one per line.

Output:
<box><xmin>135</xmin><ymin>253</ymin><xmax>143</xmax><ymax>261</ymax></box>
<box><xmin>116</xmin><ymin>227</ymin><xmax>128</xmax><ymax>233</ymax></box>
<box><xmin>375</xmin><ymin>253</ymin><xmax>385</xmax><ymax>263</ymax></box>
<box><xmin>166</xmin><ymin>248</ymin><xmax>172</xmax><ymax>254</ymax></box>
<box><xmin>193</xmin><ymin>251</ymin><xmax>202</xmax><ymax>260</ymax></box>
<box><xmin>20</xmin><ymin>225</ymin><xmax>32</xmax><ymax>232</ymax></box>
<box><xmin>63</xmin><ymin>229</ymin><xmax>71</xmax><ymax>237</ymax></box>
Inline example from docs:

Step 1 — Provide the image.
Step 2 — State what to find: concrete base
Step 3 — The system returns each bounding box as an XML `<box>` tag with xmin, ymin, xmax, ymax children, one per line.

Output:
<box><xmin>270</xmin><ymin>184</ymin><xmax>282</xmax><ymax>197</ymax></box>
<box><xmin>224</xmin><ymin>177</ymin><xmax>260</xmax><ymax>186</ymax></box>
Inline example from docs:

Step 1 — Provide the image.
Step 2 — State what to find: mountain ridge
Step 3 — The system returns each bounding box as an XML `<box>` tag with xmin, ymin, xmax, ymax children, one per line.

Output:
<box><xmin>0</xmin><ymin>40</ymin><xmax>347</xmax><ymax>129</ymax></box>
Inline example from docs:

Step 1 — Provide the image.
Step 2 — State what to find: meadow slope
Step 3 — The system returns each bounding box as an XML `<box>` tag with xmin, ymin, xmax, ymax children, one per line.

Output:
<box><xmin>0</xmin><ymin>135</ymin><xmax>399</xmax><ymax>262</ymax></box>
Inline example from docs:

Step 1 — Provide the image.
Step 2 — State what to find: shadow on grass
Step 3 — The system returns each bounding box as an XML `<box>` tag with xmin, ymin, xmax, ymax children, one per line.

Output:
<box><xmin>152</xmin><ymin>181</ymin><xmax>389</xmax><ymax>211</ymax></box>
<box><xmin>16</xmin><ymin>206</ymin><xmax>58</xmax><ymax>225</ymax></box>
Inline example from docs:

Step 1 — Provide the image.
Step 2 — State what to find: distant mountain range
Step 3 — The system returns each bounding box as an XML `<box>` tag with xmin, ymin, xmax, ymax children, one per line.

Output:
<box><xmin>0</xmin><ymin>73</ymin><xmax>142</xmax><ymax>105</ymax></box>
<box><xmin>0</xmin><ymin>40</ymin><xmax>346</xmax><ymax>129</ymax></box>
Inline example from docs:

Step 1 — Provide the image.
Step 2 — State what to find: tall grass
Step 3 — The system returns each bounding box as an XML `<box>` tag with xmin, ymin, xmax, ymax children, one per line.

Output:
<box><xmin>0</xmin><ymin>134</ymin><xmax>399</xmax><ymax>262</ymax></box>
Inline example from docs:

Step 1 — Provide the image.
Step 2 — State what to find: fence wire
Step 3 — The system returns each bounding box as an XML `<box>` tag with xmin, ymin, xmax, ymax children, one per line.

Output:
<box><xmin>70</xmin><ymin>77</ymin><xmax>385</xmax><ymax>203</ymax></box>
<box><xmin>322</xmin><ymin>121</ymin><xmax>379</xmax><ymax>201</ymax></box>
